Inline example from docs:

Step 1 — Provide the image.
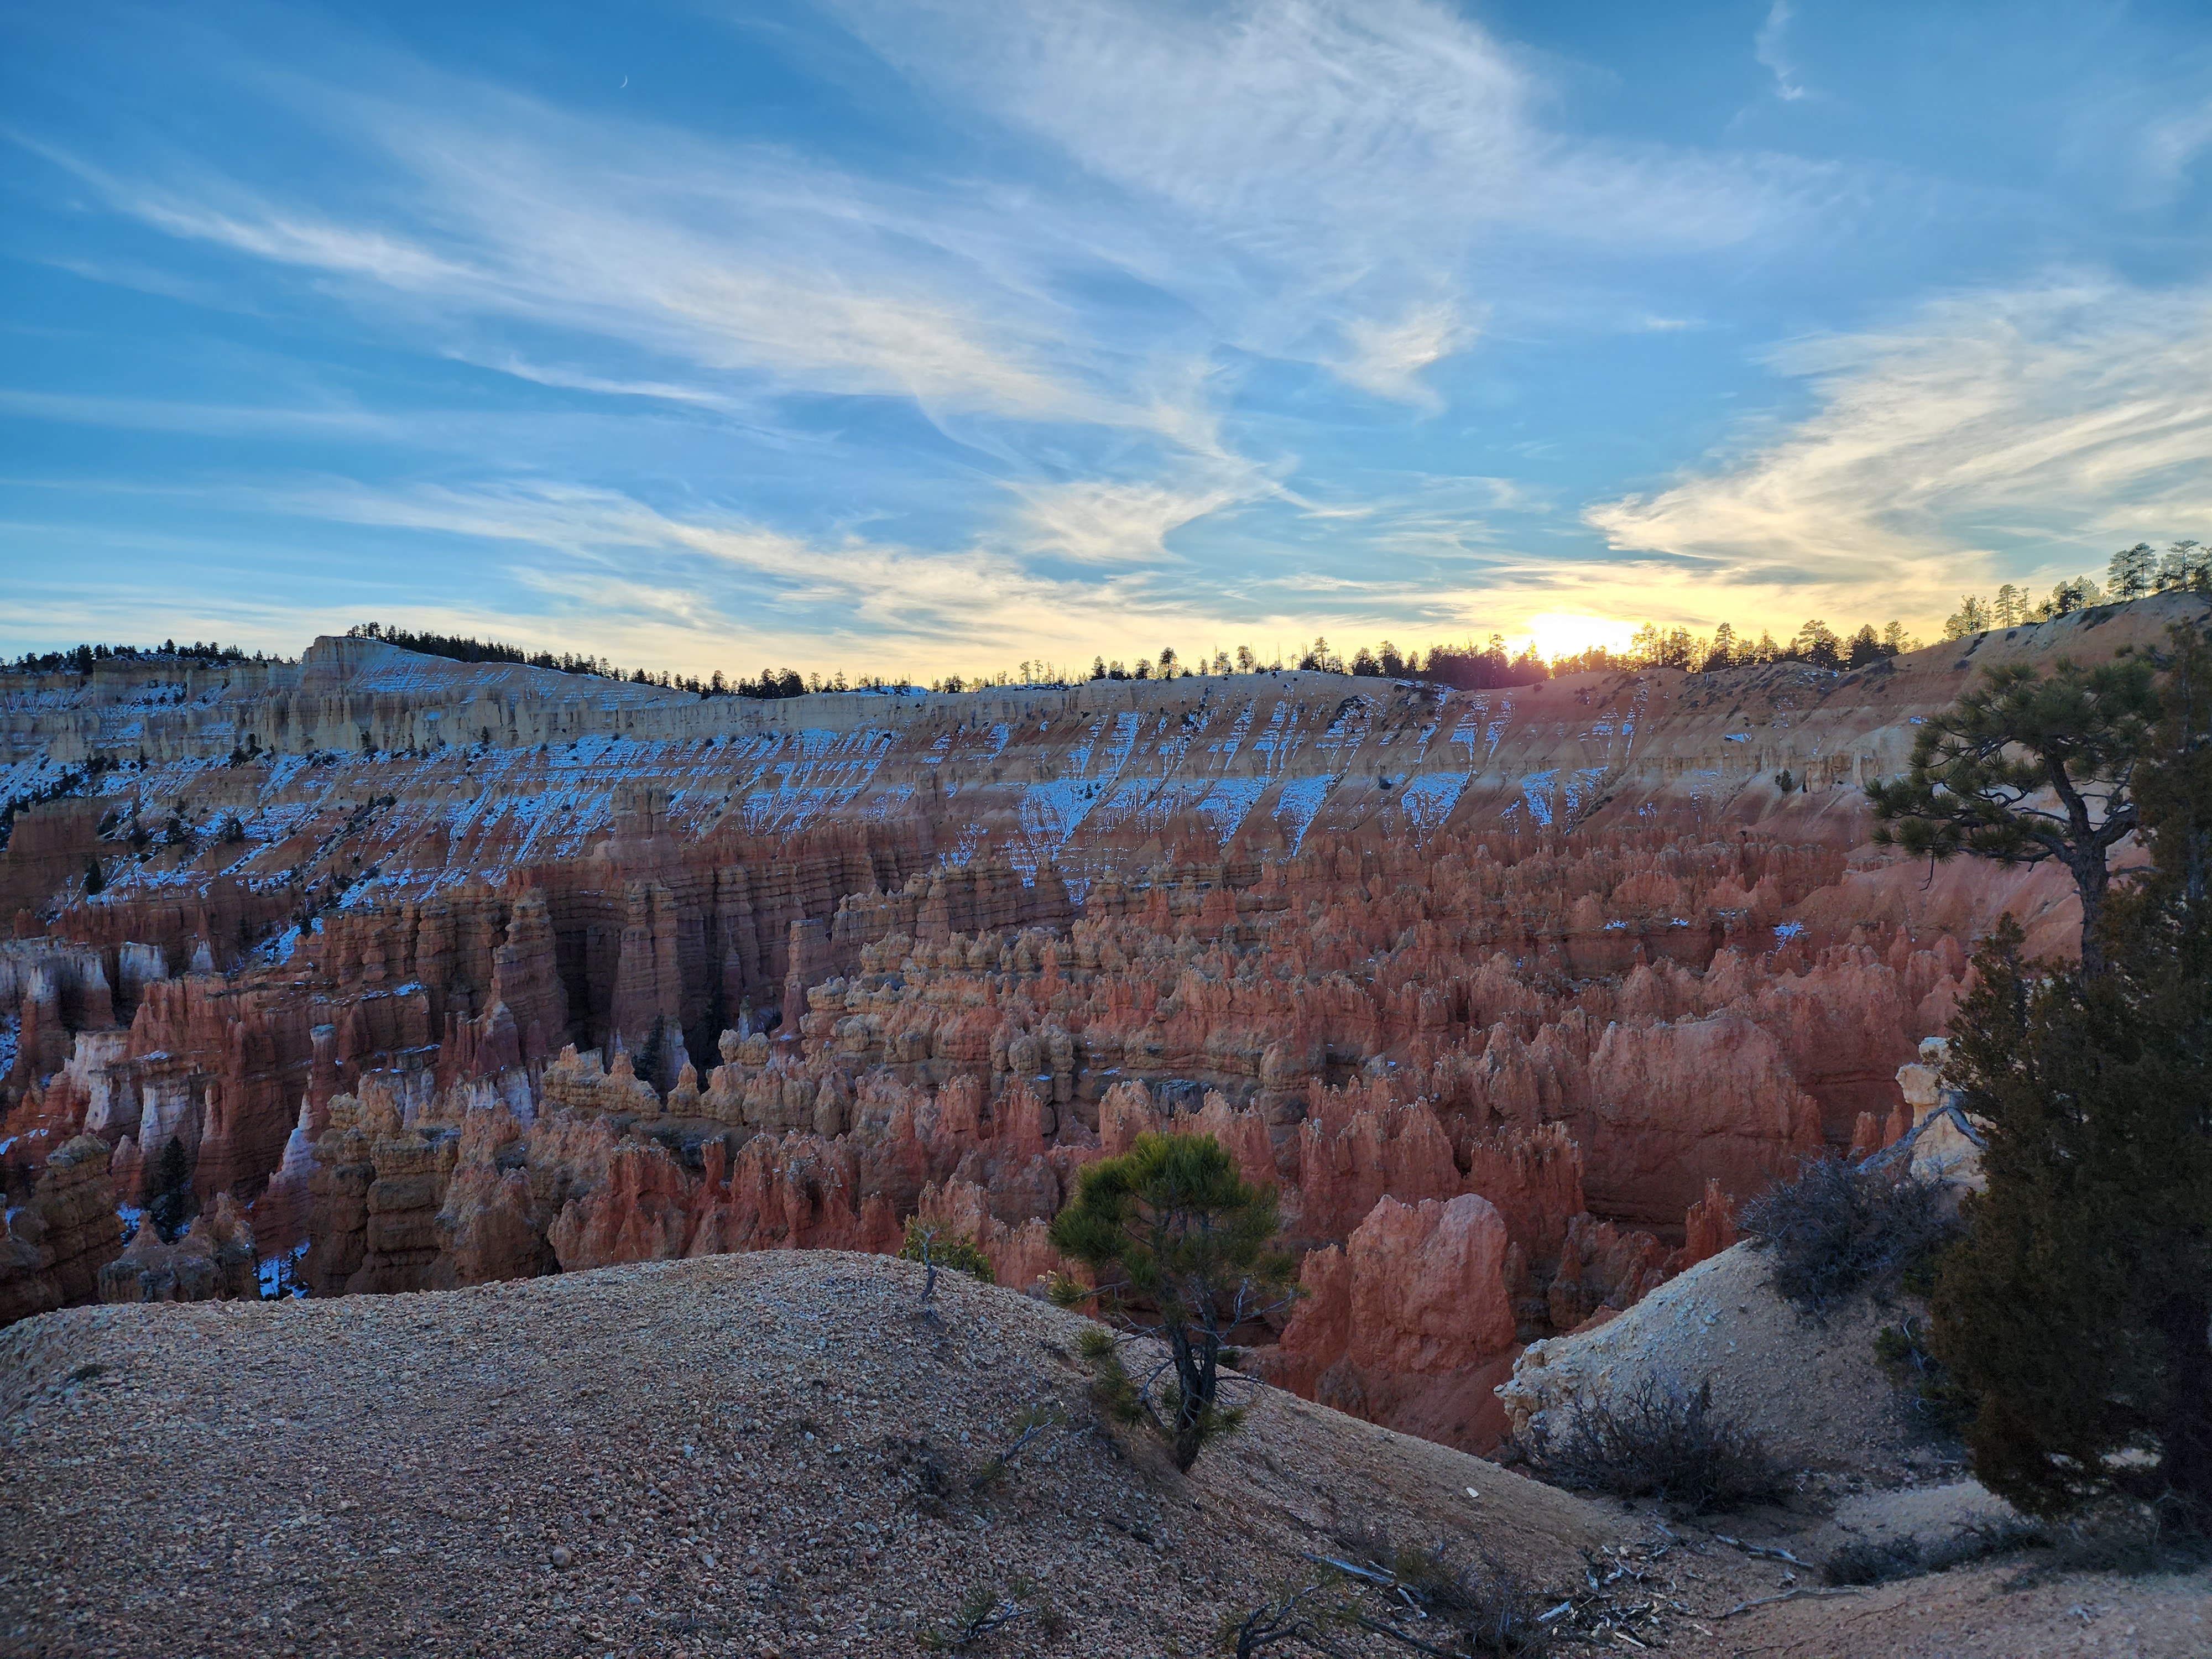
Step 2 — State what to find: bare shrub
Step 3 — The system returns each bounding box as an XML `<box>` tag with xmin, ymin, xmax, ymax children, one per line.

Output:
<box><xmin>2004</xmin><ymin>1505</ymin><xmax>2211</xmax><ymax>1582</ymax></box>
<box><xmin>1217</xmin><ymin>1578</ymin><xmax>1350</xmax><ymax>1657</ymax></box>
<box><xmin>900</xmin><ymin>1219</ymin><xmax>995</xmax><ymax>1290</ymax></box>
<box><xmin>1739</xmin><ymin>1155</ymin><xmax>1958</xmax><ymax>1318</ymax></box>
<box><xmin>882</xmin><ymin>1433</ymin><xmax>958</xmax><ymax>1516</ymax></box>
<box><xmin>1508</xmin><ymin>1378</ymin><xmax>1793</xmax><ymax>1515</ymax></box>
<box><xmin>1824</xmin><ymin>1517</ymin><xmax>2054</xmax><ymax>1586</ymax></box>
<box><xmin>968</xmin><ymin>1403</ymin><xmax>1072</xmax><ymax>1493</ymax></box>
<box><xmin>1386</xmin><ymin>1544</ymin><xmax>1556</xmax><ymax>1657</ymax></box>
<box><xmin>1872</xmin><ymin>1316</ymin><xmax>1973</xmax><ymax>1436</ymax></box>
<box><xmin>920</xmin><ymin>1577</ymin><xmax>1053</xmax><ymax>1651</ymax></box>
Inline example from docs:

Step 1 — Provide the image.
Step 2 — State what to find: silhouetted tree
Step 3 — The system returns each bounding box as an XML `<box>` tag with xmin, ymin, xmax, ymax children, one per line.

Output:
<box><xmin>2107</xmin><ymin>541</ymin><xmax>2157</xmax><ymax>602</ymax></box>
<box><xmin>1793</xmin><ymin>619</ymin><xmax>1842</xmax><ymax>668</ymax></box>
<box><xmin>1869</xmin><ymin>654</ymin><xmax>2157</xmax><ymax>976</ymax></box>
<box><xmin>1942</xmin><ymin>596</ymin><xmax>1991</xmax><ymax>641</ymax></box>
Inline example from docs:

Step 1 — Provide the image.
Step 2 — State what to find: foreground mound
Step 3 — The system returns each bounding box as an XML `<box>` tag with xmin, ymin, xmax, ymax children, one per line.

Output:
<box><xmin>0</xmin><ymin>1252</ymin><xmax>1613</xmax><ymax>1658</ymax></box>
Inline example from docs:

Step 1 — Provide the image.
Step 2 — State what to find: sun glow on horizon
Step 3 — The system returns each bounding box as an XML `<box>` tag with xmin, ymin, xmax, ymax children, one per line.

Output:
<box><xmin>1519</xmin><ymin>612</ymin><xmax>1640</xmax><ymax>663</ymax></box>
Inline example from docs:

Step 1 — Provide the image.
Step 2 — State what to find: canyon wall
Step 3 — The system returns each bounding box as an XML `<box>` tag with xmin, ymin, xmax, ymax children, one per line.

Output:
<box><xmin>3</xmin><ymin>597</ymin><xmax>2188</xmax><ymax>1450</ymax></box>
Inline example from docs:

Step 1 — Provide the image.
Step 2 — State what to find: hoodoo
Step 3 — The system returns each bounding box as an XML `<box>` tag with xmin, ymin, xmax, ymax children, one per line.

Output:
<box><xmin>3</xmin><ymin>609</ymin><xmax>2182</xmax><ymax>1425</ymax></box>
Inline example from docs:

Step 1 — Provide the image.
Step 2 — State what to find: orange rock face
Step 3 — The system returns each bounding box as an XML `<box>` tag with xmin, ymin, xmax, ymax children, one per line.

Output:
<box><xmin>0</xmin><ymin>1134</ymin><xmax>122</xmax><ymax>1322</ymax></box>
<box><xmin>1267</xmin><ymin>1193</ymin><xmax>1520</xmax><ymax>1451</ymax></box>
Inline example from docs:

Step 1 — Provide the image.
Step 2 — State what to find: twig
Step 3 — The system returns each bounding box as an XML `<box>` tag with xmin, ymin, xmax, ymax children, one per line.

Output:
<box><xmin>1301</xmin><ymin>1552</ymin><xmax>1399</xmax><ymax>1587</ymax></box>
<box><xmin>1712</xmin><ymin>1534</ymin><xmax>1813</xmax><ymax>1568</ymax></box>
<box><xmin>1717</xmin><ymin>1585</ymin><xmax>1866</xmax><ymax>1619</ymax></box>
<box><xmin>1344</xmin><ymin>1613</ymin><xmax>1463</xmax><ymax>1656</ymax></box>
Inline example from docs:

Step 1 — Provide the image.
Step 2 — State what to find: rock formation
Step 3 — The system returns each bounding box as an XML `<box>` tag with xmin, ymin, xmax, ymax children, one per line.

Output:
<box><xmin>5</xmin><ymin>607</ymin><xmax>2184</xmax><ymax>1444</ymax></box>
<box><xmin>1266</xmin><ymin>1192</ymin><xmax>1521</xmax><ymax>1449</ymax></box>
<box><xmin>97</xmin><ymin>1192</ymin><xmax>258</xmax><ymax>1303</ymax></box>
<box><xmin>0</xmin><ymin>1134</ymin><xmax>122</xmax><ymax>1323</ymax></box>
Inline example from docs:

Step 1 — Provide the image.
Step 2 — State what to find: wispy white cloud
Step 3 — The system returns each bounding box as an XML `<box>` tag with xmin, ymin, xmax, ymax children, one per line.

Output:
<box><xmin>2141</xmin><ymin>101</ymin><xmax>2212</xmax><ymax>196</ymax></box>
<box><xmin>85</xmin><ymin>139</ymin><xmax>1089</xmax><ymax>424</ymax></box>
<box><xmin>1008</xmin><ymin>477</ymin><xmax>1246</xmax><ymax>565</ymax></box>
<box><xmin>1587</xmin><ymin>275</ymin><xmax>2212</xmax><ymax>624</ymax></box>
<box><xmin>822</xmin><ymin>0</ymin><xmax>1838</xmax><ymax>403</ymax></box>
<box><xmin>1335</xmin><ymin>302</ymin><xmax>1480</xmax><ymax>409</ymax></box>
<box><xmin>266</xmin><ymin>478</ymin><xmax>1179</xmax><ymax>666</ymax></box>
<box><xmin>1755</xmin><ymin>2</ymin><xmax>1809</xmax><ymax>103</ymax></box>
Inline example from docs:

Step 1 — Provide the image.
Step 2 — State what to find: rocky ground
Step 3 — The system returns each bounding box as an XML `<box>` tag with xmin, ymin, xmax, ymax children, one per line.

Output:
<box><xmin>1</xmin><ymin>1251</ymin><xmax>1612</xmax><ymax>1658</ymax></box>
<box><xmin>4</xmin><ymin>1251</ymin><xmax>2206</xmax><ymax>1659</ymax></box>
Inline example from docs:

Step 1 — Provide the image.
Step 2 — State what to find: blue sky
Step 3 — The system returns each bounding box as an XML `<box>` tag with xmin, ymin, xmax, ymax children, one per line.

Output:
<box><xmin>4</xmin><ymin>0</ymin><xmax>2210</xmax><ymax>679</ymax></box>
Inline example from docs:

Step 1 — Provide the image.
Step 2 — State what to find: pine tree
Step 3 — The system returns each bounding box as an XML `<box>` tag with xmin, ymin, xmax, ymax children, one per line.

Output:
<box><xmin>148</xmin><ymin>1136</ymin><xmax>195</xmax><ymax>1244</ymax></box>
<box><xmin>1942</xmin><ymin>594</ymin><xmax>1992</xmax><ymax>640</ymax></box>
<box><xmin>1868</xmin><ymin>654</ymin><xmax>2157</xmax><ymax>975</ymax></box>
<box><xmin>1927</xmin><ymin>622</ymin><xmax>2212</xmax><ymax>1524</ymax></box>
<box><xmin>2107</xmin><ymin>541</ymin><xmax>2157</xmax><ymax>601</ymax></box>
<box><xmin>1934</xmin><ymin>910</ymin><xmax>2212</xmax><ymax>1521</ymax></box>
<box><xmin>1048</xmin><ymin>1133</ymin><xmax>1296</xmax><ymax>1471</ymax></box>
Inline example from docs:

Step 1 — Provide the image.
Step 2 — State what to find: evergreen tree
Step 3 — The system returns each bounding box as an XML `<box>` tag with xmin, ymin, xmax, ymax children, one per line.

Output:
<box><xmin>1927</xmin><ymin>623</ymin><xmax>2212</xmax><ymax>1524</ymax></box>
<box><xmin>1868</xmin><ymin>654</ymin><xmax>2157</xmax><ymax>975</ymax></box>
<box><xmin>1704</xmin><ymin>622</ymin><xmax>1736</xmax><ymax>672</ymax></box>
<box><xmin>1793</xmin><ymin>619</ymin><xmax>1841</xmax><ymax>668</ymax></box>
<box><xmin>148</xmin><ymin>1136</ymin><xmax>194</xmax><ymax>1243</ymax></box>
<box><xmin>1942</xmin><ymin>594</ymin><xmax>1992</xmax><ymax>640</ymax></box>
<box><xmin>1934</xmin><ymin>909</ymin><xmax>2212</xmax><ymax>1521</ymax></box>
<box><xmin>1048</xmin><ymin>1133</ymin><xmax>1296</xmax><ymax>1471</ymax></box>
<box><xmin>2107</xmin><ymin>541</ymin><xmax>2157</xmax><ymax>602</ymax></box>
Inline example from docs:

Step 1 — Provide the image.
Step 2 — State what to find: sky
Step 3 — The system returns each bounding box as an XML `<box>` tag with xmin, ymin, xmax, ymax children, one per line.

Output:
<box><xmin>4</xmin><ymin>0</ymin><xmax>2211</xmax><ymax>681</ymax></box>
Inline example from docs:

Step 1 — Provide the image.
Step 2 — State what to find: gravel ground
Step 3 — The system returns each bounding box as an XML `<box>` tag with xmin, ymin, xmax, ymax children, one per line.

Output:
<box><xmin>6</xmin><ymin>1250</ymin><xmax>2205</xmax><ymax>1659</ymax></box>
<box><xmin>0</xmin><ymin>1252</ymin><xmax>1613</xmax><ymax>1659</ymax></box>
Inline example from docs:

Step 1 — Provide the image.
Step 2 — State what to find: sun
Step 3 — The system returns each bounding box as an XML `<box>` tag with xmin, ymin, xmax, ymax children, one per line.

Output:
<box><xmin>1521</xmin><ymin>612</ymin><xmax>1639</xmax><ymax>663</ymax></box>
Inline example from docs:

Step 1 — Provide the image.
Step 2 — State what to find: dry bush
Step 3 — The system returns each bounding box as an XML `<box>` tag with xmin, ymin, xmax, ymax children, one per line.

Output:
<box><xmin>1507</xmin><ymin>1378</ymin><xmax>1793</xmax><ymax>1515</ymax></box>
<box><xmin>1739</xmin><ymin>1156</ymin><xmax>1958</xmax><ymax>1318</ymax></box>
<box><xmin>1822</xmin><ymin>1517</ymin><xmax>2052</xmax><ymax>1587</ymax></box>
<box><xmin>900</xmin><ymin>1219</ymin><xmax>995</xmax><ymax>1286</ymax></box>
<box><xmin>1322</xmin><ymin>1520</ymin><xmax>1557</xmax><ymax>1656</ymax></box>
<box><xmin>1390</xmin><ymin>1545</ymin><xmax>1555</xmax><ymax>1657</ymax></box>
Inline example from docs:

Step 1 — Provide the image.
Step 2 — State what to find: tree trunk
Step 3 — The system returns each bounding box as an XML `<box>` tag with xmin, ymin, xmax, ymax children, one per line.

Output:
<box><xmin>1170</xmin><ymin>1327</ymin><xmax>1206</xmax><ymax>1473</ymax></box>
<box><xmin>2077</xmin><ymin>854</ymin><xmax>2110</xmax><ymax>979</ymax></box>
<box><xmin>2153</xmin><ymin>1287</ymin><xmax>2212</xmax><ymax>1523</ymax></box>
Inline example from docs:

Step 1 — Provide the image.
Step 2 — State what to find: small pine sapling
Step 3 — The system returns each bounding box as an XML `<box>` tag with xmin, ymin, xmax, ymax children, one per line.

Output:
<box><xmin>900</xmin><ymin>1218</ymin><xmax>995</xmax><ymax>1303</ymax></box>
<box><xmin>1047</xmin><ymin>1132</ymin><xmax>1298</xmax><ymax>1472</ymax></box>
<box><xmin>147</xmin><ymin>1136</ymin><xmax>195</xmax><ymax>1244</ymax></box>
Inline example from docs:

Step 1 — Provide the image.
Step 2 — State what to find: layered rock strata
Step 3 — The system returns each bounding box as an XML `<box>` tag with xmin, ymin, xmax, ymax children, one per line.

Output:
<box><xmin>6</xmin><ymin>606</ymin><xmax>2179</xmax><ymax>1447</ymax></box>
